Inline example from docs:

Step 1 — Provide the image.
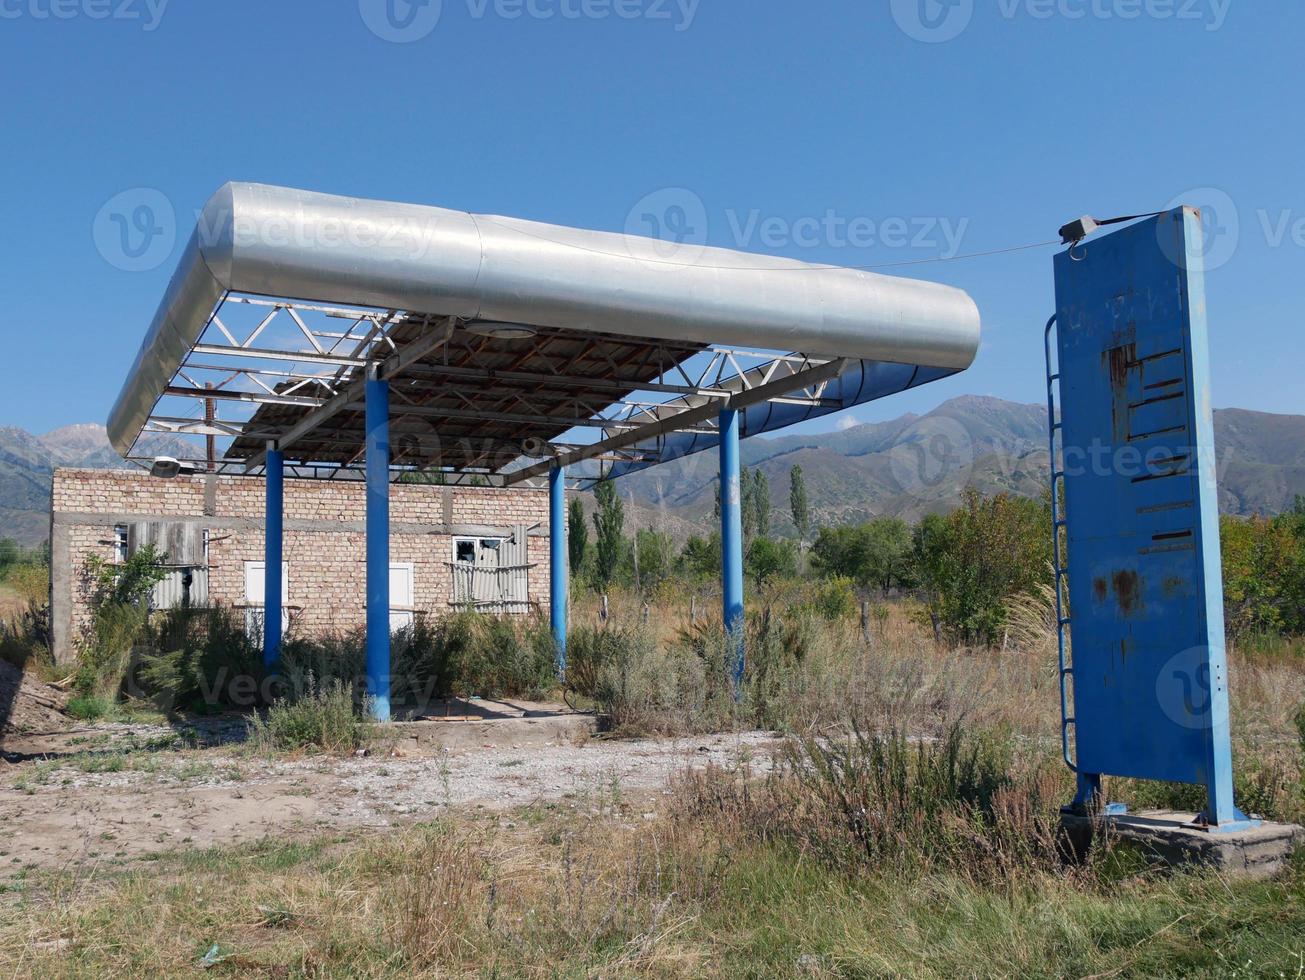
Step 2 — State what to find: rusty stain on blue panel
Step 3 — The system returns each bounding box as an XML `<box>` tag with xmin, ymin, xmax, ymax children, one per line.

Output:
<box><xmin>1052</xmin><ymin>207</ymin><xmax>1237</xmax><ymax>825</ymax></box>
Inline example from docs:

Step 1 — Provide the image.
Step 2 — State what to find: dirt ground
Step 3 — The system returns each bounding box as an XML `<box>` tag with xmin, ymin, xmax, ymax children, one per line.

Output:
<box><xmin>0</xmin><ymin>707</ymin><xmax>777</xmax><ymax>881</ymax></box>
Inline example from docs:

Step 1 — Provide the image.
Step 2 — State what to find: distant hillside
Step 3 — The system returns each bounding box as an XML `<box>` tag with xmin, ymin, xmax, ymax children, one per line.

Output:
<box><xmin>0</xmin><ymin>425</ymin><xmax>191</xmax><ymax>547</ymax></box>
<box><xmin>4</xmin><ymin>398</ymin><xmax>1303</xmax><ymax>547</ymax></box>
<box><xmin>614</xmin><ymin>396</ymin><xmax>1305</xmax><ymax>537</ymax></box>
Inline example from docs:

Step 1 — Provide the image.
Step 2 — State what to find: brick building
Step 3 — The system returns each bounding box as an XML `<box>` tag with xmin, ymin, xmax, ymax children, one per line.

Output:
<box><xmin>49</xmin><ymin>468</ymin><xmax>554</xmax><ymax>665</ymax></box>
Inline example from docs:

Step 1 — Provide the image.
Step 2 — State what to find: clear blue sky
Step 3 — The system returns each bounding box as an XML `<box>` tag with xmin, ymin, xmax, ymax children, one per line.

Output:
<box><xmin>1</xmin><ymin>0</ymin><xmax>1301</xmax><ymax>437</ymax></box>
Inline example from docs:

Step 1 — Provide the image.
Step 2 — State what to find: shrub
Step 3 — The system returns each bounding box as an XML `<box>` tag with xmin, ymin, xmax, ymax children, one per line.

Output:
<box><xmin>796</xmin><ymin>576</ymin><xmax>858</xmax><ymax>622</ymax></box>
<box><xmin>247</xmin><ymin>681</ymin><xmax>372</xmax><ymax>755</ymax></box>
<box><xmin>77</xmin><ymin>601</ymin><xmax>151</xmax><ymax>698</ymax></box>
<box><xmin>4</xmin><ymin>562</ymin><xmax>49</xmax><ymax>606</ymax></box>
<box><xmin>77</xmin><ymin>545</ymin><xmax>168</xmax><ymax>698</ymax></box>
<box><xmin>0</xmin><ymin>597</ymin><xmax>53</xmax><ymax>676</ymax></box>
<box><xmin>565</xmin><ymin>622</ymin><xmax>735</xmax><ymax>735</ymax></box>
<box><xmin>913</xmin><ymin>491</ymin><xmax>1051</xmax><ymax>646</ymax></box>
<box><xmin>65</xmin><ymin>694</ymin><xmax>112</xmax><ymax>721</ymax></box>
<box><xmin>1221</xmin><ymin>514</ymin><xmax>1305</xmax><ymax>639</ymax></box>
<box><xmin>280</xmin><ymin>630</ymin><xmax>366</xmax><ymax>702</ymax></box>
<box><xmin>677</xmin><ymin>724</ymin><xmax>1069</xmax><ymax>882</ymax></box>
<box><xmin>135</xmin><ymin>606</ymin><xmax>266</xmax><ymax>713</ymax></box>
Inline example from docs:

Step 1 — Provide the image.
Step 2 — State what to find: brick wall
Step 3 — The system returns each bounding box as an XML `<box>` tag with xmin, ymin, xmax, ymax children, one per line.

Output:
<box><xmin>50</xmin><ymin>468</ymin><xmax>555</xmax><ymax>663</ymax></box>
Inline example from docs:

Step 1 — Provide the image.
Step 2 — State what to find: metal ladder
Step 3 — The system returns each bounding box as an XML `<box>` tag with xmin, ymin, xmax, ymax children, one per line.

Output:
<box><xmin>1044</xmin><ymin>315</ymin><xmax>1077</xmax><ymax>773</ymax></box>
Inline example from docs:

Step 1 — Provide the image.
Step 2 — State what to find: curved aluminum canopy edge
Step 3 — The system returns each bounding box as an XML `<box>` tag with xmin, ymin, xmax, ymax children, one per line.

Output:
<box><xmin>108</xmin><ymin>182</ymin><xmax>981</xmax><ymax>458</ymax></box>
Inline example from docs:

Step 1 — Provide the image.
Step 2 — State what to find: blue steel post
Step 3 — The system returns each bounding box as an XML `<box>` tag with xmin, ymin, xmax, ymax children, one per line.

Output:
<box><xmin>719</xmin><ymin>407</ymin><xmax>745</xmax><ymax>689</ymax></box>
<box><xmin>365</xmin><ymin>374</ymin><xmax>391</xmax><ymax>722</ymax></box>
<box><xmin>263</xmin><ymin>446</ymin><xmax>284</xmax><ymax>669</ymax></box>
<box><xmin>549</xmin><ymin>465</ymin><xmax>568</xmax><ymax>680</ymax></box>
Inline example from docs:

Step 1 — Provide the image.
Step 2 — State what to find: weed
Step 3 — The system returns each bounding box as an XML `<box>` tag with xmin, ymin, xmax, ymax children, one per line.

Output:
<box><xmin>246</xmin><ymin>681</ymin><xmax>374</xmax><ymax>755</ymax></box>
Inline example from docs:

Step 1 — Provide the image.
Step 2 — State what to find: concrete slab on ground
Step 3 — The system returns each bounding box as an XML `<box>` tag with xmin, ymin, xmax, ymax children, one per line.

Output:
<box><xmin>1061</xmin><ymin>809</ymin><xmax>1304</xmax><ymax>879</ymax></box>
<box><xmin>385</xmin><ymin>698</ymin><xmax>596</xmax><ymax>753</ymax></box>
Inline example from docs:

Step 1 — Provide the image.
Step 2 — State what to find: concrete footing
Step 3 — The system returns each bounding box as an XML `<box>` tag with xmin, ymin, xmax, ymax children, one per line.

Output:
<box><xmin>1061</xmin><ymin>809</ymin><xmax>1304</xmax><ymax>879</ymax></box>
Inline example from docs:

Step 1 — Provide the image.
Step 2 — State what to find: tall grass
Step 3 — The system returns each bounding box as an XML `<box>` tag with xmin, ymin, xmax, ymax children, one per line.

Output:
<box><xmin>246</xmin><ymin>680</ymin><xmax>374</xmax><ymax>755</ymax></box>
<box><xmin>5</xmin><ymin>731</ymin><xmax>1304</xmax><ymax>977</ymax></box>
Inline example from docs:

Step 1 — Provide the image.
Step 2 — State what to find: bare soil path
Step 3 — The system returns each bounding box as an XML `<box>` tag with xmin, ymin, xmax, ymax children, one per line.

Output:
<box><xmin>0</xmin><ymin>722</ymin><xmax>778</xmax><ymax>880</ymax></box>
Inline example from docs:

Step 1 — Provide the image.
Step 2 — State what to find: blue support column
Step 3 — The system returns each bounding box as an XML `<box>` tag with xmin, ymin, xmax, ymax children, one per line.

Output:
<box><xmin>365</xmin><ymin>375</ymin><xmax>391</xmax><ymax>722</ymax></box>
<box><xmin>719</xmin><ymin>407</ymin><xmax>745</xmax><ymax>689</ymax></box>
<box><xmin>263</xmin><ymin>446</ymin><xmax>284</xmax><ymax>669</ymax></box>
<box><xmin>549</xmin><ymin>465</ymin><xmax>568</xmax><ymax>680</ymax></box>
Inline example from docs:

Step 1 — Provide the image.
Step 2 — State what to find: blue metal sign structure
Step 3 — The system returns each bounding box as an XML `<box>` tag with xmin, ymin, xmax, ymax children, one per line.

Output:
<box><xmin>1050</xmin><ymin>207</ymin><xmax>1250</xmax><ymax>830</ymax></box>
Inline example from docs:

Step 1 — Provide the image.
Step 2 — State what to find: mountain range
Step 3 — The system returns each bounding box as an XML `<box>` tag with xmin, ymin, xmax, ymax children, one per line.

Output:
<box><xmin>613</xmin><ymin>396</ymin><xmax>1305</xmax><ymax>539</ymax></box>
<box><xmin>0</xmin><ymin>425</ymin><xmax>191</xmax><ymax>547</ymax></box>
<box><xmin>3</xmin><ymin>396</ymin><xmax>1303</xmax><ymax>547</ymax></box>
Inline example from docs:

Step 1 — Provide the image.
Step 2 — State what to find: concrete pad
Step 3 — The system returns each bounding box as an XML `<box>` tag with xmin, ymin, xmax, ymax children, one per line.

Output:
<box><xmin>1061</xmin><ymin>809</ymin><xmax>1304</xmax><ymax>879</ymax></box>
<box><xmin>380</xmin><ymin>699</ymin><xmax>598</xmax><ymax>755</ymax></box>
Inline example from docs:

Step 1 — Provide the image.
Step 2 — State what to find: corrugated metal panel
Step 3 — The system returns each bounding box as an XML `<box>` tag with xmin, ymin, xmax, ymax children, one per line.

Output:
<box><xmin>128</xmin><ymin>521</ymin><xmax>204</xmax><ymax>565</ymax></box>
<box><xmin>449</xmin><ymin>535</ymin><xmax>532</xmax><ymax>613</ymax></box>
<box><xmin>504</xmin><ymin>526</ymin><xmax>530</xmax><ymax>614</ymax></box>
<box><xmin>151</xmin><ymin>567</ymin><xmax>208</xmax><ymax>610</ymax></box>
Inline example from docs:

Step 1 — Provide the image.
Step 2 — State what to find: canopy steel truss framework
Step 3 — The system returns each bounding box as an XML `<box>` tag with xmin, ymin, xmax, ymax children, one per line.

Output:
<box><xmin>130</xmin><ymin>292</ymin><xmax>845</xmax><ymax>489</ymax></box>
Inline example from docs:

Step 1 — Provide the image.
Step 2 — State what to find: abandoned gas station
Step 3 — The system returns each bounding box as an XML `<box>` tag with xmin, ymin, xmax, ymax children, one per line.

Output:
<box><xmin>103</xmin><ymin>183</ymin><xmax>1298</xmax><ymax>857</ymax></box>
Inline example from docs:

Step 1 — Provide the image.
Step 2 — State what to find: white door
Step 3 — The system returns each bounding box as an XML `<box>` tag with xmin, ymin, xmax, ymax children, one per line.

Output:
<box><xmin>390</xmin><ymin>562</ymin><xmax>414</xmax><ymax>633</ymax></box>
<box><xmin>245</xmin><ymin>561</ymin><xmax>289</xmax><ymax>641</ymax></box>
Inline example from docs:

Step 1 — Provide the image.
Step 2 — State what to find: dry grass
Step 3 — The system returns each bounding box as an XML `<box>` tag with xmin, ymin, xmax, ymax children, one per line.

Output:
<box><xmin>3</xmin><ymin>737</ymin><xmax>1304</xmax><ymax>978</ymax></box>
<box><xmin>2</xmin><ymin>588</ymin><xmax>1302</xmax><ymax>976</ymax></box>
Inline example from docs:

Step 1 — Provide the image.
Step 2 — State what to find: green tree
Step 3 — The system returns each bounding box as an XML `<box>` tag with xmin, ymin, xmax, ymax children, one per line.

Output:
<box><xmin>591</xmin><ymin>480</ymin><xmax>625</xmax><ymax>589</ymax></box>
<box><xmin>747</xmin><ymin>537</ymin><xmax>797</xmax><ymax>583</ymax></box>
<box><xmin>811</xmin><ymin>517</ymin><xmax>914</xmax><ymax>593</ymax></box>
<box><xmin>681</xmin><ymin>533</ymin><xmax>721</xmax><ymax>579</ymax></box>
<box><xmin>0</xmin><ymin>537</ymin><xmax>18</xmax><ymax>571</ymax></box>
<box><xmin>634</xmin><ymin>529</ymin><xmax>675</xmax><ymax>593</ymax></box>
<box><xmin>789</xmin><ymin>465</ymin><xmax>811</xmax><ymax>544</ymax></box>
<box><xmin>912</xmin><ymin>491</ymin><xmax>1051</xmax><ymax>646</ymax></box>
<box><xmin>752</xmin><ymin>469</ymin><xmax>772</xmax><ymax>539</ymax></box>
<box><xmin>1221</xmin><ymin>514</ymin><xmax>1305</xmax><ymax>638</ymax></box>
<box><xmin>567</xmin><ymin>497</ymin><xmax>588</xmax><ymax>578</ymax></box>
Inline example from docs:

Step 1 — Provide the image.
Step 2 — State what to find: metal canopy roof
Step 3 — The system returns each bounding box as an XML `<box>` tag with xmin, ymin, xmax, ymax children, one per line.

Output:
<box><xmin>108</xmin><ymin>183</ymin><xmax>982</xmax><ymax>487</ymax></box>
